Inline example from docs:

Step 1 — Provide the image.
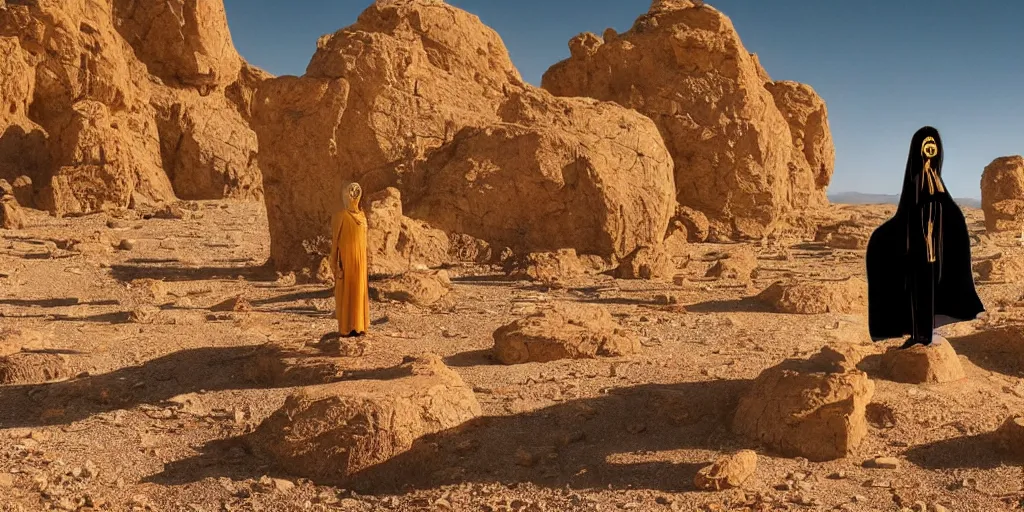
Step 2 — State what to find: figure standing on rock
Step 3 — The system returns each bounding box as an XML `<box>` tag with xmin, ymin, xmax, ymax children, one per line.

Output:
<box><xmin>330</xmin><ymin>182</ymin><xmax>370</xmax><ymax>337</ymax></box>
<box><xmin>866</xmin><ymin>126</ymin><xmax>985</xmax><ymax>349</ymax></box>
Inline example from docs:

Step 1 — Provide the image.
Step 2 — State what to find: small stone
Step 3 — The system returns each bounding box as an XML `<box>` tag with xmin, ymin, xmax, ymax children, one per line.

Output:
<box><xmin>694</xmin><ymin>450</ymin><xmax>757</xmax><ymax>491</ymax></box>
<box><xmin>852</xmin><ymin>495</ymin><xmax>867</xmax><ymax>503</ymax></box>
<box><xmin>912</xmin><ymin>502</ymin><xmax>927</xmax><ymax>512</ymax></box>
<box><xmin>828</xmin><ymin>471</ymin><xmax>847</xmax><ymax>479</ymax></box>
<box><xmin>272</xmin><ymin>478</ymin><xmax>295</xmax><ymax>492</ymax></box>
<box><xmin>0</xmin><ymin>473</ymin><xmax>13</xmax><ymax>488</ymax></box>
<box><xmin>932</xmin><ymin>504</ymin><xmax>950</xmax><ymax>512</ymax></box>
<box><xmin>118</xmin><ymin>239</ymin><xmax>136</xmax><ymax>251</ymax></box>
<box><xmin>864</xmin><ymin>457</ymin><xmax>899</xmax><ymax>469</ymax></box>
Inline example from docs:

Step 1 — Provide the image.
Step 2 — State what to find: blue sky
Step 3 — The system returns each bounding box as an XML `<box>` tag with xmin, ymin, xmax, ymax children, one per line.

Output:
<box><xmin>223</xmin><ymin>0</ymin><xmax>1024</xmax><ymax>199</ymax></box>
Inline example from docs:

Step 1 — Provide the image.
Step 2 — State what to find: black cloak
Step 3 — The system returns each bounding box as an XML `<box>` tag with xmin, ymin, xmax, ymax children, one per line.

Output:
<box><xmin>865</xmin><ymin>126</ymin><xmax>984</xmax><ymax>348</ymax></box>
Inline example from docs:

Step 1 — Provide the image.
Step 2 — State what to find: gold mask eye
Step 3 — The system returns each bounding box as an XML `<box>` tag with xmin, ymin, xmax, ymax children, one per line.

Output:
<box><xmin>922</xmin><ymin>137</ymin><xmax>938</xmax><ymax>158</ymax></box>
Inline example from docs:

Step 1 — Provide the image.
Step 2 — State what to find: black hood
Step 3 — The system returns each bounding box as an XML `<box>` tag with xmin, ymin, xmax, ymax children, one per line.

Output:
<box><xmin>897</xmin><ymin>125</ymin><xmax>947</xmax><ymax>215</ymax></box>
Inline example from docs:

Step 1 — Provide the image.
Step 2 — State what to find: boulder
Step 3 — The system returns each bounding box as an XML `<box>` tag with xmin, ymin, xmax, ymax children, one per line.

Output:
<box><xmin>694</xmin><ymin>450</ymin><xmax>758</xmax><ymax>491</ymax></box>
<box><xmin>249</xmin><ymin>354</ymin><xmax>481</xmax><ymax>483</ymax></box>
<box><xmin>409</xmin><ymin>89</ymin><xmax>676</xmax><ymax>264</ymax></box>
<box><xmin>995</xmin><ymin>416</ymin><xmax>1024</xmax><ymax>458</ymax></box>
<box><xmin>705</xmin><ymin>248</ymin><xmax>758</xmax><ymax>281</ymax></box>
<box><xmin>11</xmin><ymin>175</ymin><xmax>32</xmax><ymax>208</ymax></box>
<box><xmin>253</xmin><ymin>1</ymin><xmax>675</xmax><ymax>272</ymax></box>
<box><xmin>253</xmin><ymin>0</ymin><xmax>521</xmax><ymax>271</ymax></box>
<box><xmin>504</xmin><ymin>249</ymin><xmax>598</xmax><ymax>284</ymax></box>
<box><xmin>757</xmin><ymin>278</ymin><xmax>867</xmax><ymax>315</ymax></box>
<box><xmin>0</xmin><ymin>352</ymin><xmax>73</xmax><ymax>385</ymax></box>
<box><xmin>733</xmin><ymin>346</ymin><xmax>874</xmax><ymax>461</ymax></box>
<box><xmin>0</xmin><ymin>196</ymin><xmax>24</xmax><ymax>229</ymax></box>
<box><xmin>615</xmin><ymin>245</ymin><xmax>674</xmax><ymax>280</ymax></box>
<box><xmin>492</xmin><ymin>303</ymin><xmax>640</xmax><ymax>364</ymax></box>
<box><xmin>880</xmin><ymin>337</ymin><xmax>965</xmax><ymax>384</ymax></box>
<box><xmin>364</xmin><ymin>187</ymin><xmax>449</xmax><ymax>275</ymax></box>
<box><xmin>542</xmin><ymin>1</ymin><xmax>834</xmax><ymax>238</ymax></box>
<box><xmin>981</xmin><ymin>156</ymin><xmax>1024</xmax><ymax>233</ymax></box>
<box><xmin>370</xmin><ymin>270</ymin><xmax>452</xmax><ymax>307</ymax></box>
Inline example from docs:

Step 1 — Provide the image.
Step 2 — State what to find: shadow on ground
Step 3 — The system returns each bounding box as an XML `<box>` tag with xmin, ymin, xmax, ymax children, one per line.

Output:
<box><xmin>949</xmin><ymin>327</ymin><xmax>1024</xmax><ymax>378</ymax></box>
<box><xmin>147</xmin><ymin>378</ymin><xmax>753</xmax><ymax>494</ymax></box>
<box><xmin>109</xmin><ymin>262</ymin><xmax>279</xmax><ymax>283</ymax></box>
<box><xmin>0</xmin><ymin>343</ymin><xmax>377</xmax><ymax>429</ymax></box>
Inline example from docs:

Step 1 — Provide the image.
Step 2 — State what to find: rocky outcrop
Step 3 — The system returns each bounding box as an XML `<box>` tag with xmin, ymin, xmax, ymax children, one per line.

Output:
<box><xmin>492</xmin><ymin>304</ymin><xmax>640</xmax><ymax>364</ymax></box>
<box><xmin>0</xmin><ymin>0</ymin><xmax>265</xmax><ymax>215</ymax></box>
<box><xmin>981</xmin><ymin>156</ymin><xmax>1024</xmax><ymax>233</ymax></box>
<box><xmin>370</xmin><ymin>270</ymin><xmax>452</xmax><ymax>307</ymax></box>
<box><xmin>253</xmin><ymin>0</ymin><xmax>676</xmax><ymax>272</ymax></box>
<box><xmin>542</xmin><ymin>1</ymin><xmax>834</xmax><ymax>239</ymax></box>
<box><xmin>880</xmin><ymin>338</ymin><xmax>965</xmax><ymax>384</ymax></box>
<box><xmin>249</xmin><ymin>355</ymin><xmax>481</xmax><ymax>483</ymax></box>
<box><xmin>733</xmin><ymin>346</ymin><xmax>874</xmax><ymax>461</ymax></box>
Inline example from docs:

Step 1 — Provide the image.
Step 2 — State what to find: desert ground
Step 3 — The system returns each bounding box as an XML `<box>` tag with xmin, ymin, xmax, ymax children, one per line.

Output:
<box><xmin>1</xmin><ymin>201</ymin><xmax>1022</xmax><ymax>512</ymax></box>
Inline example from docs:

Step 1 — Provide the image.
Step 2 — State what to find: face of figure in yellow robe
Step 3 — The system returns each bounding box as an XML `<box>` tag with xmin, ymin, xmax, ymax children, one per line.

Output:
<box><xmin>329</xmin><ymin>182</ymin><xmax>370</xmax><ymax>336</ymax></box>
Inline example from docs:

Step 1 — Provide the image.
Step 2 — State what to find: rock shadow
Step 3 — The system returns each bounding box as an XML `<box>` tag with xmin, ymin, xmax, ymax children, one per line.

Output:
<box><xmin>685</xmin><ymin>297</ymin><xmax>771</xmax><ymax>314</ymax></box>
<box><xmin>904</xmin><ymin>431</ymin><xmax>1013</xmax><ymax>470</ymax></box>
<box><xmin>0</xmin><ymin>343</ymin><xmax>376</xmax><ymax>429</ymax></box>
<box><xmin>109</xmin><ymin>262</ymin><xmax>279</xmax><ymax>283</ymax></box>
<box><xmin>148</xmin><ymin>378</ymin><xmax>753</xmax><ymax>494</ymax></box>
<box><xmin>443</xmin><ymin>349</ymin><xmax>495</xmax><ymax>367</ymax></box>
<box><xmin>949</xmin><ymin>327</ymin><xmax>1024</xmax><ymax>378</ymax></box>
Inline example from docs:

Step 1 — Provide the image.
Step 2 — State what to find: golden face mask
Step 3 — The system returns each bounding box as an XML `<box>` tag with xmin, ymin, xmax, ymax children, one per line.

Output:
<box><xmin>921</xmin><ymin>136</ymin><xmax>938</xmax><ymax>159</ymax></box>
<box><xmin>345</xmin><ymin>183</ymin><xmax>362</xmax><ymax>210</ymax></box>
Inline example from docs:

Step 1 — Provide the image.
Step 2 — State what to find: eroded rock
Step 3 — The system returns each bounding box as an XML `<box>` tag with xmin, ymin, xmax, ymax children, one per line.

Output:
<box><xmin>981</xmin><ymin>156</ymin><xmax>1024</xmax><ymax>233</ymax></box>
<box><xmin>492</xmin><ymin>303</ymin><xmax>640</xmax><ymax>364</ymax></box>
<box><xmin>757</xmin><ymin>278</ymin><xmax>867</xmax><ymax>314</ymax></box>
<box><xmin>370</xmin><ymin>270</ymin><xmax>452</xmax><ymax>307</ymax></box>
<box><xmin>542</xmin><ymin>1</ymin><xmax>834</xmax><ymax>238</ymax></box>
<box><xmin>365</xmin><ymin>188</ymin><xmax>449</xmax><ymax>275</ymax></box>
<box><xmin>0</xmin><ymin>352</ymin><xmax>73</xmax><ymax>385</ymax></box>
<box><xmin>249</xmin><ymin>354</ymin><xmax>481</xmax><ymax>483</ymax></box>
<box><xmin>694</xmin><ymin>450</ymin><xmax>758</xmax><ymax>491</ymax></box>
<box><xmin>705</xmin><ymin>248</ymin><xmax>758</xmax><ymax>281</ymax></box>
<box><xmin>733</xmin><ymin>346</ymin><xmax>874</xmax><ymax>461</ymax></box>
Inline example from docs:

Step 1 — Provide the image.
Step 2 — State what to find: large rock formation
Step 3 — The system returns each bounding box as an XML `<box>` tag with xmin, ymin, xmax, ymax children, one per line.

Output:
<box><xmin>0</xmin><ymin>0</ymin><xmax>266</xmax><ymax>215</ymax></box>
<box><xmin>981</xmin><ymin>156</ymin><xmax>1024</xmax><ymax>233</ymax></box>
<box><xmin>542</xmin><ymin>0</ymin><xmax>835</xmax><ymax>238</ymax></box>
<box><xmin>253</xmin><ymin>0</ymin><xmax>676</xmax><ymax>272</ymax></box>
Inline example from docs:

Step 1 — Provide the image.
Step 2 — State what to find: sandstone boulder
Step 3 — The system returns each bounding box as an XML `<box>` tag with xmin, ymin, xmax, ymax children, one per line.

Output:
<box><xmin>981</xmin><ymin>156</ymin><xmax>1024</xmax><ymax>233</ymax></box>
<box><xmin>816</xmin><ymin>220</ymin><xmax>872</xmax><ymax>250</ymax></box>
<box><xmin>408</xmin><ymin>89</ymin><xmax>676</xmax><ymax>263</ymax></box>
<box><xmin>492</xmin><ymin>303</ymin><xmax>640</xmax><ymax>364</ymax></box>
<box><xmin>705</xmin><ymin>248</ymin><xmax>758</xmax><ymax>281</ymax></box>
<box><xmin>0</xmin><ymin>195</ymin><xmax>24</xmax><ymax>229</ymax></box>
<box><xmin>757</xmin><ymin>278</ymin><xmax>867</xmax><ymax>315</ymax></box>
<box><xmin>733</xmin><ymin>346</ymin><xmax>874</xmax><ymax>461</ymax></box>
<box><xmin>615</xmin><ymin>245</ymin><xmax>675</xmax><ymax>280</ymax></box>
<box><xmin>249</xmin><ymin>354</ymin><xmax>481</xmax><ymax>483</ymax></box>
<box><xmin>364</xmin><ymin>187</ymin><xmax>449</xmax><ymax>275</ymax></box>
<box><xmin>242</xmin><ymin>342</ymin><xmax>347</xmax><ymax>388</ymax></box>
<box><xmin>370</xmin><ymin>270</ymin><xmax>452</xmax><ymax>307</ymax></box>
<box><xmin>694</xmin><ymin>450</ymin><xmax>758</xmax><ymax>491</ymax></box>
<box><xmin>995</xmin><ymin>416</ymin><xmax>1024</xmax><ymax>458</ymax></box>
<box><xmin>542</xmin><ymin>1</ymin><xmax>834</xmax><ymax>238</ymax></box>
<box><xmin>253</xmin><ymin>1</ymin><xmax>675</xmax><ymax>272</ymax></box>
<box><xmin>504</xmin><ymin>249</ymin><xmax>601</xmax><ymax>284</ymax></box>
<box><xmin>880</xmin><ymin>337</ymin><xmax>965</xmax><ymax>384</ymax></box>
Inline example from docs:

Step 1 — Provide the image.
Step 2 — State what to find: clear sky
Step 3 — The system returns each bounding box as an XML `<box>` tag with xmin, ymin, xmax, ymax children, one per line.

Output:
<box><xmin>223</xmin><ymin>0</ymin><xmax>1024</xmax><ymax>200</ymax></box>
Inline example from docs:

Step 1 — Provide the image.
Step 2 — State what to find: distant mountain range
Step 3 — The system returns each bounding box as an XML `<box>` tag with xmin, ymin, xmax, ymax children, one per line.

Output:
<box><xmin>829</xmin><ymin>192</ymin><xmax>981</xmax><ymax>209</ymax></box>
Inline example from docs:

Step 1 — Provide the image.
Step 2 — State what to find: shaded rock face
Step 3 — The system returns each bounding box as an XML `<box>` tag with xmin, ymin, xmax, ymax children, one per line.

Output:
<box><xmin>981</xmin><ymin>156</ymin><xmax>1024</xmax><ymax>233</ymax></box>
<box><xmin>542</xmin><ymin>1</ymin><xmax>834</xmax><ymax>238</ymax></box>
<box><xmin>364</xmin><ymin>187</ymin><xmax>449</xmax><ymax>275</ymax></box>
<box><xmin>249</xmin><ymin>355</ymin><xmax>482</xmax><ymax>484</ymax></box>
<box><xmin>0</xmin><ymin>0</ymin><xmax>266</xmax><ymax>215</ymax></box>
<box><xmin>733</xmin><ymin>347</ymin><xmax>874</xmax><ymax>461</ymax></box>
<box><xmin>492</xmin><ymin>303</ymin><xmax>640</xmax><ymax>364</ymax></box>
<box><xmin>253</xmin><ymin>0</ymin><xmax>676</xmax><ymax>272</ymax></box>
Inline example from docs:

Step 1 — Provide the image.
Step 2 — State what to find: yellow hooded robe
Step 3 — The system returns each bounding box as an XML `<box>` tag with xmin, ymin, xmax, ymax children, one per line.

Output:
<box><xmin>329</xmin><ymin>183</ymin><xmax>370</xmax><ymax>335</ymax></box>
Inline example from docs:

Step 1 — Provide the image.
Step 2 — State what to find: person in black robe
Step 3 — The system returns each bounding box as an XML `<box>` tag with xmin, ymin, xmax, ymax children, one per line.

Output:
<box><xmin>865</xmin><ymin>126</ymin><xmax>985</xmax><ymax>349</ymax></box>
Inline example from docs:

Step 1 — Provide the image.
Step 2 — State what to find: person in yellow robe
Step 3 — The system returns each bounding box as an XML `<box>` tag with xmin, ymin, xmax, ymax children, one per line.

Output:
<box><xmin>329</xmin><ymin>182</ymin><xmax>370</xmax><ymax>337</ymax></box>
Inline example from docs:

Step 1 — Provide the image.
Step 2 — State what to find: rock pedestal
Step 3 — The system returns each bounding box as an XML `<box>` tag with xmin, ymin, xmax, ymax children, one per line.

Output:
<box><xmin>881</xmin><ymin>337</ymin><xmax>965</xmax><ymax>384</ymax></box>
